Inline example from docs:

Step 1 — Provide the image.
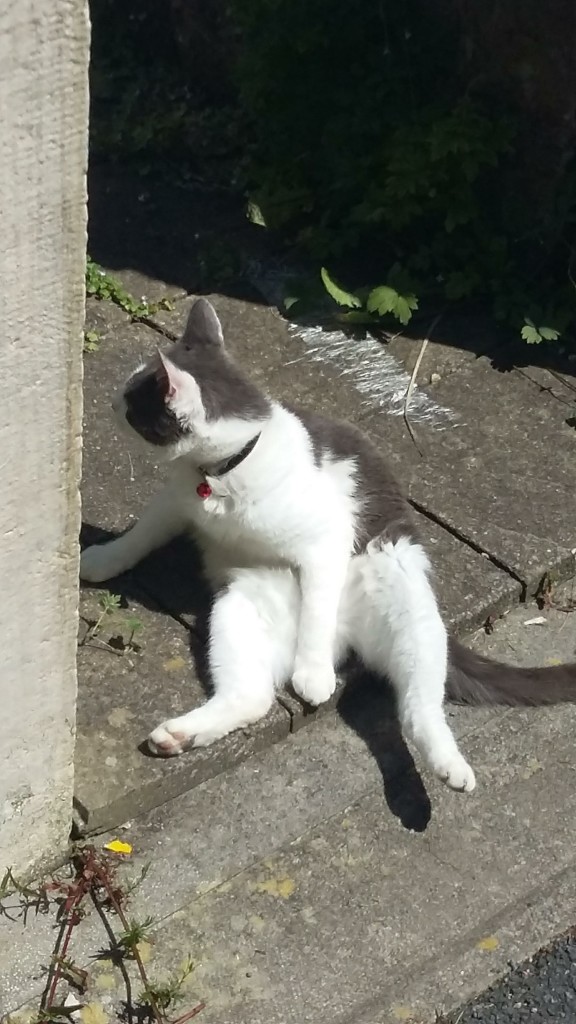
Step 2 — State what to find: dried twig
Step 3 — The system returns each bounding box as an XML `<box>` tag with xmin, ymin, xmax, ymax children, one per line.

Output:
<box><xmin>403</xmin><ymin>312</ymin><xmax>444</xmax><ymax>455</ymax></box>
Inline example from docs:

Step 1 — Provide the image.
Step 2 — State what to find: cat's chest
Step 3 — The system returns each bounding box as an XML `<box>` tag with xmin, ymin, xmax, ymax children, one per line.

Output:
<box><xmin>182</xmin><ymin>488</ymin><xmax>296</xmax><ymax>573</ymax></box>
<box><xmin>172</xmin><ymin>453</ymin><xmax>358</xmax><ymax>564</ymax></box>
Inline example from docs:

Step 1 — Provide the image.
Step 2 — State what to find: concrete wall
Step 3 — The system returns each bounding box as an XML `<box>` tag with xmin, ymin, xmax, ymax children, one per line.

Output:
<box><xmin>0</xmin><ymin>1</ymin><xmax>89</xmax><ymax>879</ymax></box>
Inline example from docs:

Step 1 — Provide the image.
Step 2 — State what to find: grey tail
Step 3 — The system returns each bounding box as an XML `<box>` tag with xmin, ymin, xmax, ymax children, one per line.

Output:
<box><xmin>446</xmin><ymin>636</ymin><xmax>576</xmax><ymax>706</ymax></box>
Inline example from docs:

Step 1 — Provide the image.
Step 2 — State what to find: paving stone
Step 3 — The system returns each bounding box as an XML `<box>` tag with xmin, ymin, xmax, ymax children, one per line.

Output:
<box><xmin>384</xmin><ymin>309</ymin><xmax>508</xmax><ymax>385</ymax></box>
<box><xmin>5</xmin><ymin>585</ymin><xmax>576</xmax><ymax>1019</ymax></box>
<box><xmin>75</xmin><ymin>588</ymin><xmax>290</xmax><ymax>833</ymax></box>
<box><xmin>361</xmin><ymin>353</ymin><xmax>576</xmax><ymax>589</ymax></box>
<box><xmin>31</xmin><ymin>700</ymin><xmax>576</xmax><ymax>1024</ymax></box>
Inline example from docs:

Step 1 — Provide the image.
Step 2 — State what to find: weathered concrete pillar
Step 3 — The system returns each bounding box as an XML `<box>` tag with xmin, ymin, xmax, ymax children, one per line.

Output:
<box><xmin>0</xmin><ymin>1</ymin><xmax>89</xmax><ymax>879</ymax></box>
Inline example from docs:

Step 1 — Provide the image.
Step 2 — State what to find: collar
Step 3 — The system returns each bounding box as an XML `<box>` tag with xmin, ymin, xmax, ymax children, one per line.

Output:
<box><xmin>199</xmin><ymin>433</ymin><xmax>261</xmax><ymax>480</ymax></box>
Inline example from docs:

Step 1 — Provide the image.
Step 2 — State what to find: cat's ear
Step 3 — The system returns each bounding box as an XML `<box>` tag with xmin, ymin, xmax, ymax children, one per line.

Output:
<box><xmin>181</xmin><ymin>298</ymin><xmax>224</xmax><ymax>350</ymax></box>
<box><xmin>155</xmin><ymin>350</ymin><xmax>190</xmax><ymax>401</ymax></box>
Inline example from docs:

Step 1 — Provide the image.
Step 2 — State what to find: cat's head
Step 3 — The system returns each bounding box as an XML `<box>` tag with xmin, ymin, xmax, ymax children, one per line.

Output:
<box><xmin>114</xmin><ymin>298</ymin><xmax>271</xmax><ymax>460</ymax></box>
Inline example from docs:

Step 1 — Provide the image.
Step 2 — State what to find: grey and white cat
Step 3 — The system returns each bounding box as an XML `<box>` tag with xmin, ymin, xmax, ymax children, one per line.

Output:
<box><xmin>81</xmin><ymin>298</ymin><xmax>576</xmax><ymax>789</ymax></box>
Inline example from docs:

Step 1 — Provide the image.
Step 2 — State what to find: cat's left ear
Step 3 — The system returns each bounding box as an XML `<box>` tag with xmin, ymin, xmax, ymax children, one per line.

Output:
<box><xmin>181</xmin><ymin>298</ymin><xmax>224</xmax><ymax>350</ymax></box>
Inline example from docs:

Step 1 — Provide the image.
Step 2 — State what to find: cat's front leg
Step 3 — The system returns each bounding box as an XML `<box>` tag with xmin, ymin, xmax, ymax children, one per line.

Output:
<box><xmin>291</xmin><ymin>548</ymin><xmax>350</xmax><ymax>706</ymax></box>
<box><xmin>80</xmin><ymin>486</ymin><xmax>185</xmax><ymax>583</ymax></box>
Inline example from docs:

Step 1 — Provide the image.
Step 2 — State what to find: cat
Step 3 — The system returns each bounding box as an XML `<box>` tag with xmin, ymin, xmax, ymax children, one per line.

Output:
<box><xmin>80</xmin><ymin>298</ymin><xmax>576</xmax><ymax>791</ymax></box>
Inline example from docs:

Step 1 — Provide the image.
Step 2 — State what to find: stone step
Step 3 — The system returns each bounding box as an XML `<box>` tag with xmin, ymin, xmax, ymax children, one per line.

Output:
<box><xmin>76</xmin><ymin>290</ymin><xmax>573</xmax><ymax>834</ymax></box>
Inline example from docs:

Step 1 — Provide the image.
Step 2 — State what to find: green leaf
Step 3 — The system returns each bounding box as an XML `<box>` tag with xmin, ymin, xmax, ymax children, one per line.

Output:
<box><xmin>335</xmin><ymin>310</ymin><xmax>374</xmax><ymax>325</ymax></box>
<box><xmin>83</xmin><ymin>330</ymin><xmax>100</xmax><ymax>353</ymax></box>
<box><xmin>125</xmin><ymin>617</ymin><xmax>144</xmax><ymax>635</ymax></box>
<box><xmin>246</xmin><ymin>200</ymin><xmax>266</xmax><ymax>227</ymax></box>
<box><xmin>283</xmin><ymin>296</ymin><xmax>299</xmax><ymax>311</ymax></box>
<box><xmin>320</xmin><ymin>267</ymin><xmax>361</xmax><ymax>308</ymax></box>
<box><xmin>366</xmin><ymin>285</ymin><xmax>398</xmax><ymax>316</ymax></box>
<box><xmin>521</xmin><ymin>324</ymin><xmax>542</xmax><ymax>344</ymax></box>
<box><xmin>394</xmin><ymin>294</ymin><xmax>419</xmax><ymax>325</ymax></box>
<box><xmin>99</xmin><ymin>592</ymin><xmax>122</xmax><ymax>614</ymax></box>
<box><xmin>538</xmin><ymin>326</ymin><xmax>560</xmax><ymax>341</ymax></box>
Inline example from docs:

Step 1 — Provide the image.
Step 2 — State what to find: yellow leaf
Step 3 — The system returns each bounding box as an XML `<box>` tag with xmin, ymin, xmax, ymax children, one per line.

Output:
<box><xmin>81</xmin><ymin>1004</ymin><xmax>109</xmax><ymax>1024</ymax></box>
<box><xmin>104</xmin><ymin>839</ymin><xmax>132</xmax><ymax>855</ymax></box>
<box><xmin>163</xmin><ymin>656</ymin><xmax>187</xmax><ymax>672</ymax></box>
<box><xmin>136</xmin><ymin>940</ymin><xmax>153</xmax><ymax>963</ymax></box>
<box><xmin>477</xmin><ymin>934</ymin><xmax>499</xmax><ymax>952</ymax></box>
<box><xmin>255</xmin><ymin>876</ymin><xmax>296</xmax><ymax>898</ymax></box>
<box><xmin>392</xmin><ymin>1006</ymin><xmax>414</xmax><ymax>1020</ymax></box>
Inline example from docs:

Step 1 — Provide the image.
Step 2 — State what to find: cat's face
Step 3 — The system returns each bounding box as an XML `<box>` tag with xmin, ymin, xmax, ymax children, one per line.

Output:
<box><xmin>113</xmin><ymin>298</ymin><xmax>270</xmax><ymax>459</ymax></box>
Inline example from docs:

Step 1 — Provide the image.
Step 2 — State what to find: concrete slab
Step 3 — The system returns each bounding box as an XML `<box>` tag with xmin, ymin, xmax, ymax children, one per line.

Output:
<box><xmin>65</xmin><ymin>703</ymin><xmax>576</xmax><ymax>1024</ymax></box>
<box><xmin>6</xmin><ymin>584</ymin><xmax>576</xmax><ymax>1021</ymax></box>
<box><xmin>361</xmin><ymin>352</ymin><xmax>576</xmax><ymax>589</ymax></box>
<box><xmin>383</xmin><ymin>310</ymin><xmax>508</xmax><ymax>385</ymax></box>
<box><xmin>515</xmin><ymin>362</ymin><xmax>576</xmax><ymax>419</ymax></box>
<box><xmin>75</xmin><ymin>588</ymin><xmax>291</xmax><ymax>833</ymax></box>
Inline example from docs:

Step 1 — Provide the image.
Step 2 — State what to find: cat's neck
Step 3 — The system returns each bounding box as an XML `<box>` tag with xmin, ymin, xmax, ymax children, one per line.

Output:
<box><xmin>173</xmin><ymin>403</ymin><xmax>310</xmax><ymax>489</ymax></box>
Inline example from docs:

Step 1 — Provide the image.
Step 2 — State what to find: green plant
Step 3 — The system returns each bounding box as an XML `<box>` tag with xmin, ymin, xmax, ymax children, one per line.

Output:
<box><xmin>83</xmin><ymin>330</ymin><xmax>101</xmax><ymax>354</ymax></box>
<box><xmin>1</xmin><ymin>848</ymin><xmax>204</xmax><ymax>1024</ymax></box>
<box><xmin>80</xmin><ymin>592</ymin><xmax>144</xmax><ymax>655</ymax></box>
<box><xmin>520</xmin><ymin>320</ymin><xmax>561</xmax><ymax>345</ymax></box>
<box><xmin>139</xmin><ymin>957</ymin><xmax>197</xmax><ymax>1015</ymax></box>
<box><xmin>319</xmin><ymin>266</ymin><xmax>419</xmax><ymax>328</ymax></box>
<box><xmin>86</xmin><ymin>258</ymin><xmax>173</xmax><ymax>319</ymax></box>
<box><xmin>230</xmin><ymin>0</ymin><xmax>576</xmax><ymax>342</ymax></box>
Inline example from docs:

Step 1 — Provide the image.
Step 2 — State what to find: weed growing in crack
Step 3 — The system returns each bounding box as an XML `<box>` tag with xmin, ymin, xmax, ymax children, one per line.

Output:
<box><xmin>0</xmin><ymin>846</ymin><xmax>205</xmax><ymax>1024</ymax></box>
<box><xmin>86</xmin><ymin>258</ymin><xmax>173</xmax><ymax>319</ymax></box>
<box><xmin>80</xmin><ymin>591</ymin><xmax>144</xmax><ymax>656</ymax></box>
<box><xmin>83</xmin><ymin>330</ymin><xmax>101</xmax><ymax>354</ymax></box>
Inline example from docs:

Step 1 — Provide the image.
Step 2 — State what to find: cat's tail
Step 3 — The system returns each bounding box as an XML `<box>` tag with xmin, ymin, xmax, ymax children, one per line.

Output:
<box><xmin>446</xmin><ymin>636</ymin><xmax>576</xmax><ymax>706</ymax></box>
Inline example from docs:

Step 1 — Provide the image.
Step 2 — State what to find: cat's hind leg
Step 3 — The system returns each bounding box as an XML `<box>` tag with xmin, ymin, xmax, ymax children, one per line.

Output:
<box><xmin>346</xmin><ymin>535</ymin><xmax>476</xmax><ymax>792</ymax></box>
<box><xmin>148</xmin><ymin>568</ymin><xmax>300</xmax><ymax>756</ymax></box>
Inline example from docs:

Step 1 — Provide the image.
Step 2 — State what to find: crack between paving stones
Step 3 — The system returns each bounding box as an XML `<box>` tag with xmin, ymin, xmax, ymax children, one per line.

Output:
<box><xmin>515</xmin><ymin>367</ymin><xmax>576</xmax><ymax>411</ymax></box>
<box><xmin>409</xmin><ymin>497</ymin><xmax>528</xmax><ymax>600</ymax></box>
<box><xmin>140</xmin><ymin>315</ymin><xmax>180</xmax><ymax>341</ymax></box>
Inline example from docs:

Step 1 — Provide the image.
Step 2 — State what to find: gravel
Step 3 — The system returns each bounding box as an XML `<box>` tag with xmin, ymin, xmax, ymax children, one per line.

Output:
<box><xmin>445</xmin><ymin>931</ymin><xmax>576</xmax><ymax>1022</ymax></box>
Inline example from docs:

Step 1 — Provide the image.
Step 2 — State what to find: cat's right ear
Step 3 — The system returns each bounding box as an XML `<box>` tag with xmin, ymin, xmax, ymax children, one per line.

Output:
<box><xmin>155</xmin><ymin>351</ymin><xmax>190</xmax><ymax>401</ymax></box>
<box><xmin>182</xmin><ymin>298</ymin><xmax>224</xmax><ymax>350</ymax></box>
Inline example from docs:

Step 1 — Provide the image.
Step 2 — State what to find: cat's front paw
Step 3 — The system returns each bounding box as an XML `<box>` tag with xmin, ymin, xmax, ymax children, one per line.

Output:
<box><xmin>292</xmin><ymin>662</ymin><xmax>337</xmax><ymax>707</ymax></box>
<box><xmin>435</xmin><ymin>752</ymin><xmax>476</xmax><ymax>793</ymax></box>
<box><xmin>147</xmin><ymin>712</ymin><xmax>229</xmax><ymax>757</ymax></box>
<box><xmin>147</xmin><ymin>722</ymin><xmax>189</xmax><ymax>757</ymax></box>
<box><xmin>80</xmin><ymin>542</ymin><xmax>127</xmax><ymax>583</ymax></box>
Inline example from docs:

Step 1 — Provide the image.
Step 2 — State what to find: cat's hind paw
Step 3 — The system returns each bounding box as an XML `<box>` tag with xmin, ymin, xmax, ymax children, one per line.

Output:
<box><xmin>147</xmin><ymin>709</ymin><xmax>232</xmax><ymax>757</ymax></box>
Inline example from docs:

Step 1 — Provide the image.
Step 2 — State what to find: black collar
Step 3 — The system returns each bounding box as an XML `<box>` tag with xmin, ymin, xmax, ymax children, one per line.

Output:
<box><xmin>199</xmin><ymin>433</ymin><xmax>261</xmax><ymax>480</ymax></box>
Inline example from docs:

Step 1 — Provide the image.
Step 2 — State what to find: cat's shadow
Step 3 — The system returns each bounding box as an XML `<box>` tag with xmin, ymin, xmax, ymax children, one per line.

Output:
<box><xmin>79</xmin><ymin>525</ymin><xmax>431</xmax><ymax>832</ymax></box>
<box><xmin>336</xmin><ymin>661</ymin><xmax>432</xmax><ymax>832</ymax></box>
